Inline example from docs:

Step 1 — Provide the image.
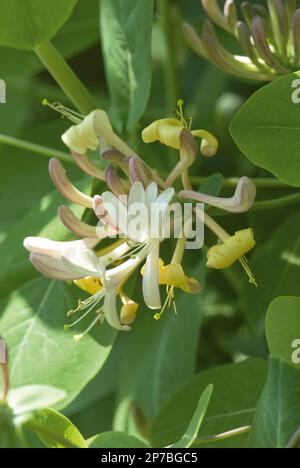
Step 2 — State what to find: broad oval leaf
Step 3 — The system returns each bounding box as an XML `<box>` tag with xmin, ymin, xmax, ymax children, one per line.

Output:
<box><xmin>266</xmin><ymin>296</ymin><xmax>300</xmax><ymax>370</ymax></box>
<box><xmin>29</xmin><ymin>408</ymin><xmax>87</xmax><ymax>448</ymax></box>
<box><xmin>150</xmin><ymin>358</ymin><xmax>267</xmax><ymax>448</ymax></box>
<box><xmin>0</xmin><ymin>179</ymin><xmax>91</xmax><ymax>300</ymax></box>
<box><xmin>100</xmin><ymin>0</ymin><xmax>154</xmax><ymax>131</ymax></box>
<box><xmin>248</xmin><ymin>358</ymin><xmax>300</xmax><ymax>448</ymax></box>
<box><xmin>242</xmin><ymin>211</ymin><xmax>300</xmax><ymax>334</ymax></box>
<box><xmin>0</xmin><ymin>0</ymin><xmax>78</xmax><ymax>50</ymax></box>
<box><xmin>230</xmin><ymin>72</ymin><xmax>300</xmax><ymax>187</ymax></box>
<box><xmin>8</xmin><ymin>385</ymin><xmax>66</xmax><ymax>416</ymax></box>
<box><xmin>89</xmin><ymin>431</ymin><xmax>149</xmax><ymax>449</ymax></box>
<box><xmin>0</xmin><ymin>277</ymin><xmax>117</xmax><ymax>409</ymax></box>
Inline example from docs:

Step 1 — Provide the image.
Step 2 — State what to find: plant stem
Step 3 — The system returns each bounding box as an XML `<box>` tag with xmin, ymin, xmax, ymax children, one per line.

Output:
<box><xmin>0</xmin><ymin>363</ymin><xmax>9</xmax><ymax>402</ymax></box>
<box><xmin>157</xmin><ymin>0</ymin><xmax>179</xmax><ymax>111</ymax></box>
<box><xmin>210</xmin><ymin>191</ymin><xmax>300</xmax><ymax>216</ymax></box>
<box><xmin>195</xmin><ymin>425</ymin><xmax>251</xmax><ymax>445</ymax></box>
<box><xmin>35</xmin><ymin>41</ymin><xmax>97</xmax><ymax>115</ymax></box>
<box><xmin>287</xmin><ymin>427</ymin><xmax>300</xmax><ymax>448</ymax></box>
<box><xmin>0</xmin><ymin>134</ymin><xmax>73</xmax><ymax>164</ymax></box>
<box><xmin>252</xmin><ymin>192</ymin><xmax>300</xmax><ymax>212</ymax></box>
<box><xmin>2</xmin><ymin>131</ymin><xmax>298</xmax><ymax>210</ymax></box>
<box><xmin>189</xmin><ymin>175</ymin><xmax>291</xmax><ymax>190</ymax></box>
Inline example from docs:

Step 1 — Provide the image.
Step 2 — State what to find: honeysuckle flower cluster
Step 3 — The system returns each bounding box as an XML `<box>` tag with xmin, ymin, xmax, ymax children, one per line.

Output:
<box><xmin>24</xmin><ymin>100</ymin><xmax>257</xmax><ymax>339</ymax></box>
<box><xmin>184</xmin><ymin>0</ymin><xmax>300</xmax><ymax>81</ymax></box>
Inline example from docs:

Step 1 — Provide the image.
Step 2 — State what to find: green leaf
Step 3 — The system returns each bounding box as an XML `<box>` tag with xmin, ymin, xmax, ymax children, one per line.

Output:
<box><xmin>114</xmin><ymin>272</ymin><xmax>204</xmax><ymax>430</ymax></box>
<box><xmin>0</xmin><ymin>403</ymin><xmax>23</xmax><ymax>448</ymax></box>
<box><xmin>170</xmin><ymin>385</ymin><xmax>213</xmax><ymax>448</ymax></box>
<box><xmin>88</xmin><ymin>431</ymin><xmax>149</xmax><ymax>449</ymax></box>
<box><xmin>242</xmin><ymin>210</ymin><xmax>300</xmax><ymax>334</ymax></box>
<box><xmin>0</xmin><ymin>179</ymin><xmax>91</xmax><ymax>300</ymax></box>
<box><xmin>266</xmin><ymin>296</ymin><xmax>300</xmax><ymax>370</ymax></box>
<box><xmin>100</xmin><ymin>0</ymin><xmax>154</xmax><ymax>131</ymax></box>
<box><xmin>198</xmin><ymin>173</ymin><xmax>224</xmax><ymax>198</ymax></box>
<box><xmin>248</xmin><ymin>357</ymin><xmax>300</xmax><ymax>448</ymax></box>
<box><xmin>0</xmin><ymin>277</ymin><xmax>117</xmax><ymax>409</ymax></box>
<box><xmin>150</xmin><ymin>358</ymin><xmax>267</xmax><ymax>449</ymax></box>
<box><xmin>28</xmin><ymin>408</ymin><xmax>87</xmax><ymax>448</ymax></box>
<box><xmin>230</xmin><ymin>72</ymin><xmax>300</xmax><ymax>187</ymax></box>
<box><xmin>8</xmin><ymin>385</ymin><xmax>66</xmax><ymax>416</ymax></box>
<box><xmin>0</xmin><ymin>0</ymin><xmax>78</xmax><ymax>50</ymax></box>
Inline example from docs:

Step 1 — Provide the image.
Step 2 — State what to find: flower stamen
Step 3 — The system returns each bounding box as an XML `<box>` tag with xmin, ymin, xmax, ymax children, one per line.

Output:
<box><xmin>42</xmin><ymin>99</ymin><xmax>84</xmax><ymax>124</ymax></box>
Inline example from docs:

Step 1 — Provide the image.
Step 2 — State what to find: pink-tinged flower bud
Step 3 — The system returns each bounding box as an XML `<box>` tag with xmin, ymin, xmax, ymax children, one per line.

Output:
<box><xmin>58</xmin><ymin>206</ymin><xmax>98</xmax><ymax>238</ymax></box>
<box><xmin>202</xmin><ymin>0</ymin><xmax>230</xmax><ymax>32</ymax></box>
<box><xmin>267</xmin><ymin>0</ymin><xmax>289</xmax><ymax>59</ymax></box>
<box><xmin>224</xmin><ymin>0</ymin><xmax>238</xmax><ymax>33</ymax></box>
<box><xmin>252</xmin><ymin>16</ymin><xmax>288</xmax><ymax>74</ymax></box>
<box><xmin>49</xmin><ymin>158</ymin><xmax>93</xmax><ymax>208</ymax></box>
<box><xmin>105</xmin><ymin>165</ymin><xmax>126</xmax><ymax>196</ymax></box>
<box><xmin>101</xmin><ymin>148</ymin><xmax>126</xmax><ymax>163</ymax></box>
<box><xmin>180</xmin><ymin>177</ymin><xmax>256</xmax><ymax>213</ymax></box>
<box><xmin>182</xmin><ymin>23</ymin><xmax>207</xmax><ymax>59</ymax></box>
<box><xmin>128</xmin><ymin>157</ymin><xmax>153</xmax><ymax>186</ymax></box>
<box><xmin>71</xmin><ymin>151</ymin><xmax>105</xmax><ymax>181</ymax></box>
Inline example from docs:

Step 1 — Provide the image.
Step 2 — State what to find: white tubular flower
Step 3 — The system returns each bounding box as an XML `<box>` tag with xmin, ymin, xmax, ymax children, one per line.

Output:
<box><xmin>179</xmin><ymin>177</ymin><xmax>257</xmax><ymax>213</ymax></box>
<box><xmin>101</xmin><ymin>181</ymin><xmax>175</xmax><ymax>310</ymax></box>
<box><xmin>62</xmin><ymin>109</ymin><xmax>113</xmax><ymax>155</ymax></box>
<box><xmin>24</xmin><ymin>236</ymin><xmax>145</xmax><ymax>334</ymax></box>
<box><xmin>24</xmin><ymin>238</ymin><xmax>100</xmax><ymax>281</ymax></box>
<box><xmin>101</xmin><ymin>257</ymin><xmax>142</xmax><ymax>331</ymax></box>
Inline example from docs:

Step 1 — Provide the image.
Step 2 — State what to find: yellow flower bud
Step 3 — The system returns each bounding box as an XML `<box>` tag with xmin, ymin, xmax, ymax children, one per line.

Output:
<box><xmin>120</xmin><ymin>302</ymin><xmax>139</xmax><ymax>325</ymax></box>
<box><xmin>142</xmin><ymin>119</ymin><xmax>184</xmax><ymax>149</ymax></box>
<box><xmin>74</xmin><ymin>277</ymin><xmax>103</xmax><ymax>295</ymax></box>
<box><xmin>207</xmin><ymin>228</ymin><xmax>256</xmax><ymax>270</ymax></box>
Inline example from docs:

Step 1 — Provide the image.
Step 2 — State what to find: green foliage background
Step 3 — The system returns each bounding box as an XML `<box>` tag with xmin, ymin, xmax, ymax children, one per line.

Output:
<box><xmin>0</xmin><ymin>0</ymin><xmax>300</xmax><ymax>448</ymax></box>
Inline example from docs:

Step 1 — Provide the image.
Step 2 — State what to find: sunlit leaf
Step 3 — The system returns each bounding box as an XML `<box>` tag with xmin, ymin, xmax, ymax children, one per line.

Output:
<box><xmin>0</xmin><ymin>0</ymin><xmax>78</xmax><ymax>50</ymax></box>
<box><xmin>28</xmin><ymin>408</ymin><xmax>87</xmax><ymax>448</ymax></box>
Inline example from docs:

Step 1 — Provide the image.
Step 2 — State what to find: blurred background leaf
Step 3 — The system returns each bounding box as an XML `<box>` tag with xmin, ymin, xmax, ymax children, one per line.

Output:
<box><xmin>100</xmin><ymin>0</ymin><xmax>154</xmax><ymax>131</ymax></box>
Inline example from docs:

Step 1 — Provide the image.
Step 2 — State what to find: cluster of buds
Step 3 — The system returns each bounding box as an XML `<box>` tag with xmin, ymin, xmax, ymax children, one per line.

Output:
<box><xmin>183</xmin><ymin>0</ymin><xmax>300</xmax><ymax>81</ymax></box>
<box><xmin>24</xmin><ymin>100</ymin><xmax>257</xmax><ymax>339</ymax></box>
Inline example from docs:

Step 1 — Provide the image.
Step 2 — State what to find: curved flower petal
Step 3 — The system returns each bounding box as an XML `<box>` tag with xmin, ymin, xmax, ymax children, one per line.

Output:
<box><xmin>142</xmin><ymin>240</ymin><xmax>161</xmax><ymax>309</ymax></box>
<box><xmin>29</xmin><ymin>253</ymin><xmax>84</xmax><ymax>281</ymax></box>
<box><xmin>142</xmin><ymin>118</ymin><xmax>183</xmax><ymax>150</ymax></box>
<box><xmin>128</xmin><ymin>181</ymin><xmax>146</xmax><ymax>208</ymax></box>
<box><xmin>24</xmin><ymin>237</ymin><xmax>98</xmax><ymax>259</ymax></box>
<box><xmin>103</xmin><ymin>289</ymin><xmax>131</xmax><ymax>331</ymax></box>
<box><xmin>156</xmin><ymin>187</ymin><xmax>175</xmax><ymax>206</ymax></box>
<box><xmin>61</xmin><ymin>246</ymin><xmax>102</xmax><ymax>278</ymax></box>
<box><xmin>101</xmin><ymin>191</ymin><xmax>128</xmax><ymax>236</ymax></box>
<box><xmin>145</xmin><ymin>182</ymin><xmax>159</xmax><ymax>208</ymax></box>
